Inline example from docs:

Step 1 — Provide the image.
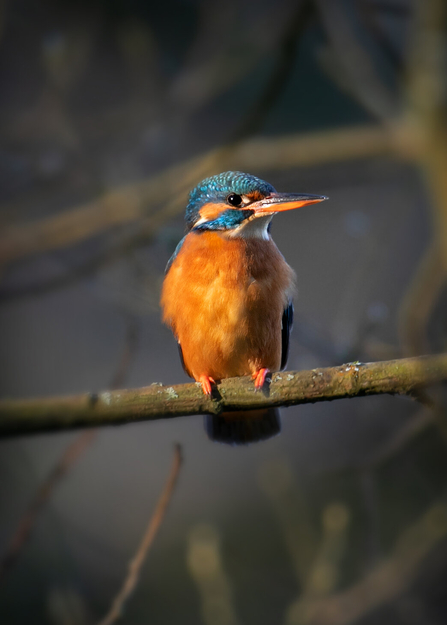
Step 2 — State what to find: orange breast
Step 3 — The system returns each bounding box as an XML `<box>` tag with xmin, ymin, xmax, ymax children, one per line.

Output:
<box><xmin>161</xmin><ymin>231</ymin><xmax>295</xmax><ymax>381</ymax></box>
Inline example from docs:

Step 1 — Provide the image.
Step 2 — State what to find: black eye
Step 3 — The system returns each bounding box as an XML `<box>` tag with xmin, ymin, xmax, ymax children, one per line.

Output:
<box><xmin>227</xmin><ymin>193</ymin><xmax>242</xmax><ymax>207</ymax></box>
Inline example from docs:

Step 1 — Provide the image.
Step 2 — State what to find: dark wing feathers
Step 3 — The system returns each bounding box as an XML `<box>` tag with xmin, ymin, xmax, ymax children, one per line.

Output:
<box><xmin>165</xmin><ymin>235</ymin><xmax>187</xmax><ymax>275</ymax></box>
<box><xmin>177</xmin><ymin>342</ymin><xmax>188</xmax><ymax>376</ymax></box>
<box><xmin>280</xmin><ymin>301</ymin><xmax>294</xmax><ymax>371</ymax></box>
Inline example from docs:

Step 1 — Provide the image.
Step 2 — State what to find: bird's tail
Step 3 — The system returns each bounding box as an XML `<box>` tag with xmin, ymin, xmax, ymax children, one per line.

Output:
<box><xmin>205</xmin><ymin>408</ymin><xmax>280</xmax><ymax>445</ymax></box>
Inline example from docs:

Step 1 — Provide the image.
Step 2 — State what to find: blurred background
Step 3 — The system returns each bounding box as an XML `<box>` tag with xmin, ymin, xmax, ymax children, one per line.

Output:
<box><xmin>1</xmin><ymin>0</ymin><xmax>447</xmax><ymax>623</ymax></box>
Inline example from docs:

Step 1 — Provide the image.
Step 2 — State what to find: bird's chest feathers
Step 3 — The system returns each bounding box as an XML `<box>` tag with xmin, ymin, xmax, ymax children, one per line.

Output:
<box><xmin>163</xmin><ymin>231</ymin><xmax>293</xmax><ymax>330</ymax></box>
<box><xmin>161</xmin><ymin>231</ymin><xmax>295</xmax><ymax>378</ymax></box>
<box><xmin>183</xmin><ymin>234</ymin><xmax>282</xmax><ymax>320</ymax></box>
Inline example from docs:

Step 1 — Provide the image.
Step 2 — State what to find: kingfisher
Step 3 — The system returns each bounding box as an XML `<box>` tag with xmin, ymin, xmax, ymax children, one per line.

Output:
<box><xmin>161</xmin><ymin>171</ymin><xmax>327</xmax><ymax>444</ymax></box>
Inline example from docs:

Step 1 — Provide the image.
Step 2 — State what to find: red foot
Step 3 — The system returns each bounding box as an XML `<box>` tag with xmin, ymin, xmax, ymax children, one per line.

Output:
<box><xmin>199</xmin><ymin>375</ymin><xmax>216</xmax><ymax>396</ymax></box>
<box><xmin>252</xmin><ymin>368</ymin><xmax>270</xmax><ymax>390</ymax></box>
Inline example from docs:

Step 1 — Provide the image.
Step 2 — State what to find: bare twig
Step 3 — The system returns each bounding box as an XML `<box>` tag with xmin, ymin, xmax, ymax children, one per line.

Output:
<box><xmin>328</xmin><ymin>406</ymin><xmax>436</xmax><ymax>477</ymax></box>
<box><xmin>229</xmin><ymin>0</ymin><xmax>314</xmax><ymax>143</ymax></box>
<box><xmin>407</xmin><ymin>0</ymin><xmax>447</xmax><ymax>267</ymax></box>
<box><xmin>108</xmin><ymin>319</ymin><xmax>139</xmax><ymax>390</ymax></box>
<box><xmin>0</xmin><ymin>124</ymin><xmax>400</xmax><ymax>303</ymax></box>
<box><xmin>0</xmin><ymin>317</ymin><xmax>139</xmax><ymax>581</ymax></box>
<box><xmin>361</xmin><ymin>407</ymin><xmax>434</xmax><ymax>469</ymax></box>
<box><xmin>258</xmin><ymin>458</ymin><xmax>319</xmax><ymax>587</ymax></box>
<box><xmin>0</xmin><ymin>354</ymin><xmax>445</xmax><ymax>437</ymax></box>
<box><xmin>0</xmin><ymin>3</ymin><xmax>314</xmax><ymax>302</ymax></box>
<box><xmin>0</xmin><ymin>124</ymin><xmax>398</xmax><ymax>275</ymax></box>
<box><xmin>359</xmin><ymin>0</ymin><xmax>406</xmax><ymax>71</ymax></box>
<box><xmin>97</xmin><ymin>444</ymin><xmax>183</xmax><ymax>625</ymax></box>
<box><xmin>399</xmin><ymin>0</ymin><xmax>447</xmax><ymax>355</ymax></box>
<box><xmin>0</xmin><ymin>154</ymin><xmax>201</xmax><ymax>267</ymax></box>
<box><xmin>315</xmin><ymin>0</ymin><xmax>399</xmax><ymax>121</ymax></box>
<box><xmin>168</xmin><ymin>0</ymin><xmax>300</xmax><ymax>116</ymax></box>
<box><xmin>399</xmin><ymin>243</ymin><xmax>446</xmax><ymax>356</ymax></box>
<box><xmin>286</xmin><ymin>501</ymin><xmax>447</xmax><ymax>625</ymax></box>
<box><xmin>0</xmin><ymin>429</ymin><xmax>96</xmax><ymax>582</ymax></box>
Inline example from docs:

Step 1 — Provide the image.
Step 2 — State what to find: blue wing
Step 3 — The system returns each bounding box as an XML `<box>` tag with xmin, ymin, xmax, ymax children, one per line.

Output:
<box><xmin>280</xmin><ymin>301</ymin><xmax>294</xmax><ymax>371</ymax></box>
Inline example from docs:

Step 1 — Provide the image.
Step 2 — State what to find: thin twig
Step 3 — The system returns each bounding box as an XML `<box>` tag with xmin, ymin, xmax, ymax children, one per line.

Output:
<box><xmin>287</xmin><ymin>500</ymin><xmax>447</xmax><ymax>625</ymax></box>
<box><xmin>0</xmin><ymin>4</ymin><xmax>313</xmax><ymax>303</ymax></box>
<box><xmin>0</xmin><ymin>124</ymin><xmax>397</xmax><ymax>277</ymax></box>
<box><xmin>399</xmin><ymin>242</ymin><xmax>446</xmax><ymax>356</ymax></box>
<box><xmin>398</xmin><ymin>0</ymin><xmax>447</xmax><ymax>356</ymax></box>
<box><xmin>0</xmin><ymin>354</ymin><xmax>445</xmax><ymax>437</ymax></box>
<box><xmin>329</xmin><ymin>405</ymin><xmax>436</xmax><ymax>477</ymax></box>
<box><xmin>359</xmin><ymin>0</ymin><xmax>406</xmax><ymax>71</ymax></box>
<box><xmin>229</xmin><ymin>0</ymin><xmax>314</xmax><ymax>143</ymax></box>
<box><xmin>0</xmin><ymin>429</ymin><xmax>96</xmax><ymax>582</ymax></box>
<box><xmin>97</xmin><ymin>444</ymin><xmax>183</xmax><ymax>625</ymax></box>
<box><xmin>360</xmin><ymin>407</ymin><xmax>434</xmax><ymax>469</ymax></box>
<box><xmin>0</xmin><ymin>124</ymin><xmax>402</xmax><ymax>303</ymax></box>
<box><xmin>0</xmin><ymin>317</ymin><xmax>139</xmax><ymax>581</ymax></box>
<box><xmin>315</xmin><ymin>0</ymin><xmax>399</xmax><ymax>121</ymax></box>
<box><xmin>108</xmin><ymin>319</ymin><xmax>139</xmax><ymax>390</ymax></box>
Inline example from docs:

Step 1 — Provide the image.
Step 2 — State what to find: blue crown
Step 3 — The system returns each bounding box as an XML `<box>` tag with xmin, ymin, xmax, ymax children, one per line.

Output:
<box><xmin>185</xmin><ymin>171</ymin><xmax>276</xmax><ymax>229</ymax></box>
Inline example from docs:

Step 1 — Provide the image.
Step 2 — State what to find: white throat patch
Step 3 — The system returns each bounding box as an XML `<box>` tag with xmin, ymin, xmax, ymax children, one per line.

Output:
<box><xmin>227</xmin><ymin>215</ymin><xmax>273</xmax><ymax>240</ymax></box>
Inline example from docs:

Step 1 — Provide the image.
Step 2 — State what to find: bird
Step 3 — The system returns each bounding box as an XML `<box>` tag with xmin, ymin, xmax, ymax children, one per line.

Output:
<box><xmin>161</xmin><ymin>171</ymin><xmax>327</xmax><ymax>444</ymax></box>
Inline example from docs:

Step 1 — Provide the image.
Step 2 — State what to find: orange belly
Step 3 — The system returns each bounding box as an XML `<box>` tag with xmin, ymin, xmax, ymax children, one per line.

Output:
<box><xmin>161</xmin><ymin>231</ymin><xmax>295</xmax><ymax>381</ymax></box>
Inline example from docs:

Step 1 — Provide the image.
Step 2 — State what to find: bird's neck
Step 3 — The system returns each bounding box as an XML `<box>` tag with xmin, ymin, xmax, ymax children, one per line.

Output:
<box><xmin>225</xmin><ymin>215</ymin><xmax>273</xmax><ymax>241</ymax></box>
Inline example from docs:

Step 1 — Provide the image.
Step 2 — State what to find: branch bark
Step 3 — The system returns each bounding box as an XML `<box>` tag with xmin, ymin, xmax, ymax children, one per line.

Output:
<box><xmin>0</xmin><ymin>354</ymin><xmax>445</xmax><ymax>438</ymax></box>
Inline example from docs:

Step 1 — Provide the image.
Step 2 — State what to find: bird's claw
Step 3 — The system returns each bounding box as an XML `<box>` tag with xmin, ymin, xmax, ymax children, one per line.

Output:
<box><xmin>252</xmin><ymin>368</ymin><xmax>270</xmax><ymax>390</ymax></box>
<box><xmin>199</xmin><ymin>375</ymin><xmax>216</xmax><ymax>396</ymax></box>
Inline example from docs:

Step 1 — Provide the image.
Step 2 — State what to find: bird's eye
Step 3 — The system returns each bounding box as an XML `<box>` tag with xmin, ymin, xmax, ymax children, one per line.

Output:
<box><xmin>227</xmin><ymin>193</ymin><xmax>243</xmax><ymax>207</ymax></box>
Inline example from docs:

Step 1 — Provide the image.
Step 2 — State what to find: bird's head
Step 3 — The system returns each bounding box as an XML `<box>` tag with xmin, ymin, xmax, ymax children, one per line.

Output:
<box><xmin>185</xmin><ymin>171</ymin><xmax>327</xmax><ymax>239</ymax></box>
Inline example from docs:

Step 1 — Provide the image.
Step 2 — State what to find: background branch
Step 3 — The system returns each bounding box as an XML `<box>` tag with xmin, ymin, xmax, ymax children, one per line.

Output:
<box><xmin>0</xmin><ymin>124</ymin><xmax>398</xmax><ymax>273</ymax></box>
<box><xmin>0</xmin><ymin>316</ymin><xmax>139</xmax><ymax>581</ymax></box>
<box><xmin>0</xmin><ymin>354</ymin><xmax>445</xmax><ymax>437</ymax></box>
<box><xmin>98</xmin><ymin>444</ymin><xmax>183</xmax><ymax>625</ymax></box>
<box><xmin>286</xmin><ymin>500</ymin><xmax>447</xmax><ymax>625</ymax></box>
<box><xmin>0</xmin><ymin>429</ymin><xmax>96</xmax><ymax>582</ymax></box>
<box><xmin>398</xmin><ymin>0</ymin><xmax>447</xmax><ymax>355</ymax></box>
<box><xmin>315</xmin><ymin>0</ymin><xmax>399</xmax><ymax>121</ymax></box>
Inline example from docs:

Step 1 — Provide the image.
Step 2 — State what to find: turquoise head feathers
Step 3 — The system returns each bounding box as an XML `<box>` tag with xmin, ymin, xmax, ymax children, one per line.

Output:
<box><xmin>185</xmin><ymin>171</ymin><xmax>276</xmax><ymax>231</ymax></box>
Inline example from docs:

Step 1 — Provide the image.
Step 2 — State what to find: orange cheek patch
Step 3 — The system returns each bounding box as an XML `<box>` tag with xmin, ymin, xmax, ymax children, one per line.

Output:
<box><xmin>198</xmin><ymin>202</ymin><xmax>228</xmax><ymax>222</ymax></box>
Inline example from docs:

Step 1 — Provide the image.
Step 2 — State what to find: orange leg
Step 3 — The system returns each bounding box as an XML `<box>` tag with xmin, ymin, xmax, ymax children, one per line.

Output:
<box><xmin>252</xmin><ymin>368</ymin><xmax>270</xmax><ymax>390</ymax></box>
<box><xmin>199</xmin><ymin>375</ymin><xmax>216</xmax><ymax>396</ymax></box>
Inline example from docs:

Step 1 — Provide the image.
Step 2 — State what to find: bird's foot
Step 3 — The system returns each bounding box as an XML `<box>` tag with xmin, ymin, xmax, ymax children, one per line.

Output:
<box><xmin>199</xmin><ymin>375</ymin><xmax>216</xmax><ymax>396</ymax></box>
<box><xmin>252</xmin><ymin>368</ymin><xmax>270</xmax><ymax>390</ymax></box>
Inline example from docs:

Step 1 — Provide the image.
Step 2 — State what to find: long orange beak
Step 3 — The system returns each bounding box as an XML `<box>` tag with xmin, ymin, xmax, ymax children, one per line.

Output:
<box><xmin>251</xmin><ymin>192</ymin><xmax>328</xmax><ymax>216</ymax></box>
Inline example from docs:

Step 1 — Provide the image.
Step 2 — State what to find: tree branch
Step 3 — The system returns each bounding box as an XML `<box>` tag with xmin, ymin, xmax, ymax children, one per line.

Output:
<box><xmin>0</xmin><ymin>429</ymin><xmax>96</xmax><ymax>582</ymax></box>
<box><xmin>398</xmin><ymin>0</ymin><xmax>447</xmax><ymax>356</ymax></box>
<box><xmin>97</xmin><ymin>444</ymin><xmax>183</xmax><ymax>625</ymax></box>
<box><xmin>0</xmin><ymin>124</ymin><xmax>397</xmax><ymax>270</ymax></box>
<box><xmin>0</xmin><ymin>354</ymin><xmax>445</xmax><ymax>438</ymax></box>
<box><xmin>0</xmin><ymin>315</ymin><xmax>139</xmax><ymax>581</ymax></box>
<box><xmin>286</xmin><ymin>499</ymin><xmax>447</xmax><ymax>625</ymax></box>
<box><xmin>315</xmin><ymin>0</ymin><xmax>399</xmax><ymax>122</ymax></box>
